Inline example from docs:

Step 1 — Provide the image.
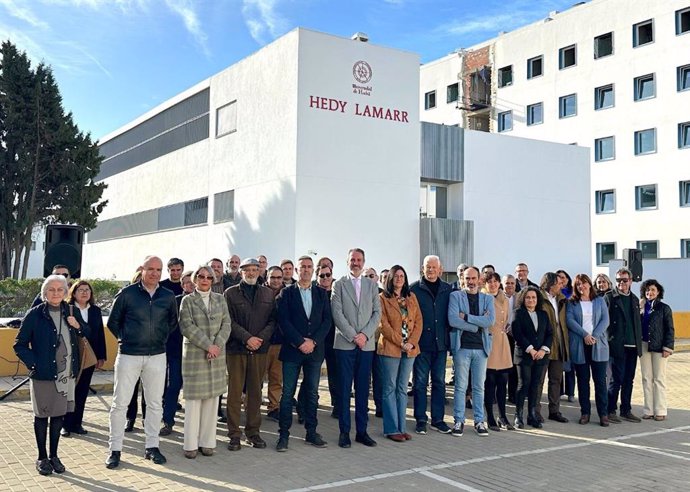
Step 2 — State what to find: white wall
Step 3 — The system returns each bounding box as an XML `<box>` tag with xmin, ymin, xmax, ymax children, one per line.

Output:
<box><xmin>294</xmin><ymin>29</ymin><xmax>421</xmax><ymax>276</ymax></box>
<box><xmin>462</xmin><ymin>130</ymin><xmax>592</xmax><ymax>280</ymax></box>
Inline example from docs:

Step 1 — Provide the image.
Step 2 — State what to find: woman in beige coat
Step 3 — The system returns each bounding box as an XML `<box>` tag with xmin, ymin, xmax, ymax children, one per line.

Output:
<box><xmin>484</xmin><ymin>272</ymin><xmax>514</xmax><ymax>431</ymax></box>
<box><xmin>179</xmin><ymin>266</ymin><xmax>232</xmax><ymax>458</ymax></box>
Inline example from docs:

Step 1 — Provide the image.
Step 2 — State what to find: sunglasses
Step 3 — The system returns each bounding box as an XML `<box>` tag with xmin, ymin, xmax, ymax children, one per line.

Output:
<box><xmin>615</xmin><ymin>278</ymin><xmax>630</xmax><ymax>283</ymax></box>
<box><xmin>196</xmin><ymin>275</ymin><xmax>213</xmax><ymax>281</ymax></box>
<box><xmin>57</xmin><ymin>272</ymin><xmax>69</xmax><ymax>278</ymax></box>
<box><xmin>318</xmin><ymin>273</ymin><xmax>332</xmax><ymax>279</ymax></box>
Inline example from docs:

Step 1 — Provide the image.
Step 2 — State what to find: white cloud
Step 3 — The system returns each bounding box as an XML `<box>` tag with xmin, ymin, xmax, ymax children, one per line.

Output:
<box><xmin>164</xmin><ymin>0</ymin><xmax>210</xmax><ymax>56</ymax></box>
<box><xmin>242</xmin><ymin>0</ymin><xmax>288</xmax><ymax>45</ymax></box>
<box><xmin>0</xmin><ymin>0</ymin><xmax>50</xmax><ymax>29</ymax></box>
<box><xmin>438</xmin><ymin>13</ymin><xmax>529</xmax><ymax>37</ymax></box>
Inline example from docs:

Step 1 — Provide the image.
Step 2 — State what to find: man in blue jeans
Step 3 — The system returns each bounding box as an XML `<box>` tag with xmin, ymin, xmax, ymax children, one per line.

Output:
<box><xmin>448</xmin><ymin>266</ymin><xmax>495</xmax><ymax>437</ymax></box>
<box><xmin>275</xmin><ymin>256</ymin><xmax>332</xmax><ymax>452</ymax></box>
<box><xmin>409</xmin><ymin>255</ymin><xmax>453</xmax><ymax>435</ymax></box>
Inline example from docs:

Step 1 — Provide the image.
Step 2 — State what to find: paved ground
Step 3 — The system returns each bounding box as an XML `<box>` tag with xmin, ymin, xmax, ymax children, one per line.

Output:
<box><xmin>2</xmin><ymin>353</ymin><xmax>690</xmax><ymax>491</ymax></box>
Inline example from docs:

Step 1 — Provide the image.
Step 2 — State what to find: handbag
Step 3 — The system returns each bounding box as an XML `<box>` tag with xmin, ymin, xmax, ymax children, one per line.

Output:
<box><xmin>70</xmin><ymin>305</ymin><xmax>97</xmax><ymax>380</ymax></box>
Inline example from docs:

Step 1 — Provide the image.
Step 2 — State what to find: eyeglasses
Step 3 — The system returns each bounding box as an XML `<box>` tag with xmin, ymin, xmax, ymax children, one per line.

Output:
<box><xmin>318</xmin><ymin>273</ymin><xmax>332</xmax><ymax>279</ymax></box>
<box><xmin>615</xmin><ymin>278</ymin><xmax>630</xmax><ymax>283</ymax></box>
<box><xmin>196</xmin><ymin>275</ymin><xmax>213</xmax><ymax>281</ymax></box>
<box><xmin>76</xmin><ymin>288</ymin><xmax>91</xmax><ymax>294</ymax></box>
<box><xmin>57</xmin><ymin>272</ymin><xmax>69</xmax><ymax>278</ymax></box>
<box><xmin>269</xmin><ymin>276</ymin><xmax>283</xmax><ymax>280</ymax></box>
<box><xmin>365</xmin><ymin>274</ymin><xmax>376</xmax><ymax>279</ymax></box>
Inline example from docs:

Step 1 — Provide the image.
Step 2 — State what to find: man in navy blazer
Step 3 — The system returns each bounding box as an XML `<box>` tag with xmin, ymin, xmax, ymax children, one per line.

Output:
<box><xmin>448</xmin><ymin>267</ymin><xmax>495</xmax><ymax>436</ymax></box>
<box><xmin>275</xmin><ymin>256</ymin><xmax>332</xmax><ymax>452</ymax></box>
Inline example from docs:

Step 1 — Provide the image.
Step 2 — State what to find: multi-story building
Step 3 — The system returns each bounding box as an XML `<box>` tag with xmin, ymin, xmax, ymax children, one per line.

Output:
<box><xmin>82</xmin><ymin>28</ymin><xmax>590</xmax><ymax>281</ymax></box>
<box><xmin>420</xmin><ymin>0</ymin><xmax>690</xmax><ymax>272</ymax></box>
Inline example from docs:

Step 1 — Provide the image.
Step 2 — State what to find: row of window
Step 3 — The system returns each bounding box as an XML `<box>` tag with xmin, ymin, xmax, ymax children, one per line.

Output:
<box><xmin>593</xmin><ymin>123</ymin><xmax>690</xmax><ymax>161</ymax></box>
<box><xmin>497</xmin><ymin>7</ymin><xmax>690</xmax><ymax>87</ymax></box>
<box><xmin>595</xmin><ymin>181</ymin><xmax>690</xmax><ymax>214</ymax></box>
<box><xmin>496</xmin><ymin>64</ymin><xmax>690</xmax><ymax>130</ymax></box>
<box><xmin>87</xmin><ymin>190</ymin><xmax>235</xmax><ymax>243</ymax></box>
<box><xmin>597</xmin><ymin>239</ymin><xmax>690</xmax><ymax>265</ymax></box>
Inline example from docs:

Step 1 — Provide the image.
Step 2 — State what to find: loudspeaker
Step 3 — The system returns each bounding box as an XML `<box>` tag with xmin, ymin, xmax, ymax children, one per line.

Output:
<box><xmin>43</xmin><ymin>225</ymin><xmax>84</xmax><ymax>278</ymax></box>
<box><xmin>622</xmin><ymin>248</ymin><xmax>643</xmax><ymax>282</ymax></box>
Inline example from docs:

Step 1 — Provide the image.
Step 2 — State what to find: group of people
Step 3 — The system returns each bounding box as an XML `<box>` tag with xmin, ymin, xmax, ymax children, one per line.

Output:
<box><xmin>13</xmin><ymin>253</ymin><xmax>675</xmax><ymax>476</ymax></box>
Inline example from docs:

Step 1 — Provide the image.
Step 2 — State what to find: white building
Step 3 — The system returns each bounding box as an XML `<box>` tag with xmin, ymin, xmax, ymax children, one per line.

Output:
<box><xmin>420</xmin><ymin>0</ymin><xmax>690</xmax><ymax>273</ymax></box>
<box><xmin>84</xmin><ymin>28</ymin><xmax>591</xmax><ymax>282</ymax></box>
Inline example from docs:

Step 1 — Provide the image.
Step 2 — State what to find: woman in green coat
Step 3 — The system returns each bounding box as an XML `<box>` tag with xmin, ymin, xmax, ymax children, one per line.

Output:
<box><xmin>179</xmin><ymin>265</ymin><xmax>232</xmax><ymax>458</ymax></box>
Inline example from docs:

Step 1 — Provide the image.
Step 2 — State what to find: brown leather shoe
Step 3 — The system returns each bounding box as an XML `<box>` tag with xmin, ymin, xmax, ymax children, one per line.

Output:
<box><xmin>599</xmin><ymin>416</ymin><xmax>609</xmax><ymax>427</ymax></box>
<box><xmin>654</xmin><ymin>415</ymin><xmax>666</xmax><ymax>421</ymax></box>
<box><xmin>184</xmin><ymin>450</ymin><xmax>197</xmax><ymax>459</ymax></box>
<box><xmin>578</xmin><ymin>415</ymin><xmax>590</xmax><ymax>425</ymax></box>
<box><xmin>199</xmin><ymin>447</ymin><xmax>214</xmax><ymax>456</ymax></box>
<box><xmin>642</xmin><ymin>414</ymin><xmax>654</xmax><ymax>420</ymax></box>
<box><xmin>386</xmin><ymin>434</ymin><xmax>406</xmax><ymax>442</ymax></box>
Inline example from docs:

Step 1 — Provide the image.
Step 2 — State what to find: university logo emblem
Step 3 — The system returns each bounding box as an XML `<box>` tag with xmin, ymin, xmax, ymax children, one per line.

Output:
<box><xmin>352</xmin><ymin>61</ymin><xmax>372</xmax><ymax>84</ymax></box>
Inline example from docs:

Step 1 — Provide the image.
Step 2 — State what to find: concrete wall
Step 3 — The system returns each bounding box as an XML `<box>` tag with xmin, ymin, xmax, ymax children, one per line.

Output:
<box><xmin>461</xmin><ymin>130</ymin><xmax>592</xmax><ymax>280</ymax></box>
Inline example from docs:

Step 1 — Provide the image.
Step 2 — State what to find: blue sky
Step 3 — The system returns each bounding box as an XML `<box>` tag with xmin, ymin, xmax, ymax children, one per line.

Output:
<box><xmin>0</xmin><ymin>0</ymin><xmax>579</xmax><ymax>140</ymax></box>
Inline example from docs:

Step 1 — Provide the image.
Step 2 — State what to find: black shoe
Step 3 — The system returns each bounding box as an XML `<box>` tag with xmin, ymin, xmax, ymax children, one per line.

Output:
<box><xmin>415</xmin><ymin>422</ymin><xmax>427</xmax><ymax>434</ymax></box>
<box><xmin>245</xmin><ymin>434</ymin><xmax>267</xmax><ymax>449</ymax></box>
<box><xmin>159</xmin><ymin>423</ymin><xmax>173</xmax><ymax>436</ymax></box>
<box><xmin>620</xmin><ymin>412</ymin><xmax>642</xmax><ymax>423</ymax></box>
<box><xmin>276</xmin><ymin>436</ymin><xmax>289</xmax><ymax>452</ymax></box>
<box><xmin>266</xmin><ymin>409</ymin><xmax>280</xmax><ymax>422</ymax></box>
<box><xmin>145</xmin><ymin>447</ymin><xmax>167</xmax><ymax>465</ymax></box>
<box><xmin>498</xmin><ymin>417</ymin><xmax>515</xmax><ymax>431</ymax></box>
<box><xmin>60</xmin><ymin>428</ymin><xmax>71</xmax><ymax>437</ymax></box>
<box><xmin>548</xmin><ymin>413</ymin><xmax>569</xmax><ymax>423</ymax></box>
<box><xmin>217</xmin><ymin>415</ymin><xmax>227</xmax><ymax>423</ymax></box>
<box><xmin>528</xmin><ymin>410</ymin><xmax>543</xmax><ymax>429</ymax></box>
<box><xmin>305</xmin><ymin>433</ymin><xmax>328</xmax><ymax>448</ymax></box>
<box><xmin>105</xmin><ymin>451</ymin><xmax>121</xmax><ymax>469</ymax></box>
<box><xmin>514</xmin><ymin>411</ymin><xmax>525</xmax><ymax>429</ymax></box>
<box><xmin>227</xmin><ymin>437</ymin><xmax>241</xmax><ymax>451</ymax></box>
<box><xmin>74</xmin><ymin>426</ymin><xmax>88</xmax><ymax>435</ymax></box>
<box><xmin>36</xmin><ymin>458</ymin><xmax>53</xmax><ymax>475</ymax></box>
<box><xmin>49</xmin><ymin>456</ymin><xmax>66</xmax><ymax>474</ymax></box>
<box><xmin>338</xmin><ymin>432</ymin><xmax>351</xmax><ymax>448</ymax></box>
<box><xmin>355</xmin><ymin>432</ymin><xmax>377</xmax><ymax>447</ymax></box>
<box><xmin>430</xmin><ymin>421</ymin><xmax>452</xmax><ymax>434</ymax></box>
<box><xmin>124</xmin><ymin>419</ymin><xmax>135</xmax><ymax>432</ymax></box>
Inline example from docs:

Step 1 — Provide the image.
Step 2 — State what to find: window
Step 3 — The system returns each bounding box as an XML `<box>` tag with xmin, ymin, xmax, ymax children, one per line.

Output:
<box><xmin>680</xmin><ymin>180</ymin><xmax>690</xmax><ymax>207</ymax></box>
<box><xmin>595</xmin><ymin>190</ymin><xmax>616</xmax><ymax>214</ymax></box>
<box><xmin>595</xmin><ymin>136</ymin><xmax>615</xmax><ymax>161</ymax></box>
<box><xmin>676</xmin><ymin>7</ymin><xmax>690</xmax><ymax>35</ymax></box>
<box><xmin>424</xmin><ymin>90</ymin><xmax>436</xmax><ymax>110</ymax></box>
<box><xmin>498</xmin><ymin>65</ymin><xmax>513</xmax><ymax>87</ymax></box>
<box><xmin>559</xmin><ymin>94</ymin><xmax>577</xmax><ymax>118</ymax></box>
<box><xmin>559</xmin><ymin>45</ymin><xmax>577</xmax><ymax>69</ymax></box>
<box><xmin>636</xmin><ymin>241</ymin><xmax>658</xmax><ymax>259</ymax></box>
<box><xmin>216</xmin><ymin>100</ymin><xmax>237</xmax><ymax>137</ymax></box>
<box><xmin>634</xmin><ymin>74</ymin><xmax>655</xmax><ymax>101</ymax></box>
<box><xmin>498</xmin><ymin>111</ymin><xmax>513</xmax><ymax>132</ymax></box>
<box><xmin>594</xmin><ymin>32</ymin><xmax>613</xmax><ymax>58</ymax></box>
<box><xmin>596</xmin><ymin>242</ymin><xmax>616</xmax><ymax>265</ymax></box>
<box><xmin>635</xmin><ymin>184</ymin><xmax>657</xmax><ymax>210</ymax></box>
<box><xmin>679</xmin><ymin>122</ymin><xmax>690</xmax><ymax>149</ymax></box>
<box><xmin>419</xmin><ymin>184</ymin><xmax>448</xmax><ymax>218</ymax></box>
<box><xmin>447</xmin><ymin>83</ymin><xmax>459</xmax><ymax>103</ymax></box>
<box><xmin>682</xmin><ymin>239</ymin><xmax>690</xmax><ymax>258</ymax></box>
<box><xmin>214</xmin><ymin>190</ymin><xmax>235</xmax><ymax>223</ymax></box>
<box><xmin>527</xmin><ymin>56</ymin><xmax>543</xmax><ymax>79</ymax></box>
<box><xmin>526</xmin><ymin>102</ymin><xmax>543</xmax><ymax>126</ymax></box>
<box><xmin>594</xmin><ymin>84</ymin><xmax>614</xmax><ymax>110</ymax></box>
<box><xmin>633</xmin><ymin>19</ymin><xmax>654</xmax><ymax>47</ymax></box>
<box><xmin>635</xmin><ymin>128</ymin><xmax>656</xmax><ymax>155</ymax></box>
<box><xmin>678</xmin><ymin>64</ymin><xmax>690</xmax><ymax>91</ymax></box>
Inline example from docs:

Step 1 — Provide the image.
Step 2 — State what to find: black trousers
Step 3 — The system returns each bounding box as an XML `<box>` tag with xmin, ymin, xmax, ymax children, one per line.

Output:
<box><xmin>516</xmin><ymin>362</ymin><xmax>547</xmax><ymax>414</ymax></box>
<box><xmin>63</xmin><ymin>366</ymin><xmax>95</xmax><ymax>431</ymax></box>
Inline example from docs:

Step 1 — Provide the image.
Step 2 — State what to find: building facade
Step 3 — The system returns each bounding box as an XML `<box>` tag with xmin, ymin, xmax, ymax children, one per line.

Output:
<box><xmin>420</xmin><ymin>0</ymin><xmax>690</xmax><ymax>272</ymax></box>
<box><xmin>83</xmin><ymin>28</ymin><xmax>590</xmax><ymax>282</ymax></box>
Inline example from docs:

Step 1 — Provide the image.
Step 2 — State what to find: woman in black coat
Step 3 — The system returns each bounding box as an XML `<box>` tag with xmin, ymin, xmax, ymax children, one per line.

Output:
<box><xmin>639</xmin><ymin>279</ymin><xmax>674</xmax><ymax>421</ymax></box>
<box><xmin>14</xmin><ymin>275</ymin><xmax>83</xmax><ymax>475</ymax></box>
<box><xmin>62</xmin><ymin>280</ymin><xmax>108</xmax><ymax>436</ymax></box>
<box><xmin>511</xmin><ymin>286</ymin><xmax>553</xmax><ymax>429</ymax></box>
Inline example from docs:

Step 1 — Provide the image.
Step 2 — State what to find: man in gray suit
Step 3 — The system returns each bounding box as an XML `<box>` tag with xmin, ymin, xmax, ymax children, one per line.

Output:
<box><xmin>331</xmin><ymin>248</ymin><xmax>381</xmax><ymax>448</ymax></box>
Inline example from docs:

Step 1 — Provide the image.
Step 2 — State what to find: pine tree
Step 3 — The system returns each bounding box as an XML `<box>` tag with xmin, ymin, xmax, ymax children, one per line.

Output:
<box><xmin>0</xmin><ymin>40</ymin><xmax>107</xmax><ymax>279</ymax></box>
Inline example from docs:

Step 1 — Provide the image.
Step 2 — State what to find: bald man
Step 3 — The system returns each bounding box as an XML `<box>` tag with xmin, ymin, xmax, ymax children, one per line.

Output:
<box><xmin>105</xmin><ymin>256</ymin><xmax>179</xmax><ymax>469</ymax></box>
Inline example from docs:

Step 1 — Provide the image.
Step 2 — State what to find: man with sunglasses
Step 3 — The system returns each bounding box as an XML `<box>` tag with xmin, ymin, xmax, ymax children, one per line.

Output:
<box><xmin>265</xmin><ymin>266</ymin><xmax>286</xmax><ymax>421</ymax></box>
<box><xmin>604</xmin><ymin>267</ymin><xmax>643</xmax><ymax>423</ymax></box>
<box><xmin>31</xmin><ymin>265</ymin><xmax>71</xmax><ymax>308</ymax></box>
<box><xmin>316</xmin><ymin>263</ymin><xmax>340</xmax><ymax>417</ymax></box>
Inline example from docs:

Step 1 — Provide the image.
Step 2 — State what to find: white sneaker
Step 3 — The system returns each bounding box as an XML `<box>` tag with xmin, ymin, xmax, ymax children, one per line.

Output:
<box><xmin>451</xmin><ymin>422</ymin><xmax>464</xmax><ymax>437</ymax></box>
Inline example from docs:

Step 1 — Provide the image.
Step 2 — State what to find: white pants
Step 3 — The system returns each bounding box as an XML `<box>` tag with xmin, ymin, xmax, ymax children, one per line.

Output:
<box><xmin>640</xmin><ymin>342</ymin><xmax>668</xmax><ymax>417</ymax></box>
<box><xmin>109</xmin><ymin>353</ymin><xmax>166</xmax><ymax>451</ymax></box>
<box><xmin>184</xmin><ymin>397</ymin><xmax>219</xmax><ymax>451</ymax></box>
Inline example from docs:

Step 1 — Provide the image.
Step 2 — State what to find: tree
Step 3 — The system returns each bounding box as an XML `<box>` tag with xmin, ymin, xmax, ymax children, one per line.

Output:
<box><xmin>0</xmin><ymin>40</ymin><xmax>107</xmax><ymax>279</ymax></box>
